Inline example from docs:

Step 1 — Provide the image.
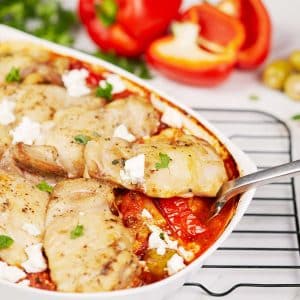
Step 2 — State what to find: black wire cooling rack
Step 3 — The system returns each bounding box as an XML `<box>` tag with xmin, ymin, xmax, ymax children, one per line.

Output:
<box><xmin>183</xmin><ymin>108</ymin><xmax>300</xmax><ymax>298</ymax></box>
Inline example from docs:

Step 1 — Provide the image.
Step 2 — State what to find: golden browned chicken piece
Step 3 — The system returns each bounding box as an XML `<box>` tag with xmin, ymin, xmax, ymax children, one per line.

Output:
<box><xmin>0</xmin><ymin>125</ymin><xmax>11</xmax><ymax>159</ymax></box>
<box><xmin>0</xmin><ymin>84</ymin><xmax>105</xmax><ymax>124</ymax></box>
<box><xmin>53</xmin><ymin>95</ymin><xmax>160</xmax><ymax>137</ymax></box>
<box><xmin>85</xmin><ymin>128</ymin><xmax>228</xmax><ymax>198</ymax></box>
<box><xmin>13</xmin><ymin>128</ymin><xmax>91</xmax><ymax>178</ymax></box>
<box><xmin>12</xmin><ymin>96</ymin><xmax>160</xmax><ymax>178</ymax></box>
<box><xmin>0</xmin><ymin>171</ymin><xmax>49</xmax><ymax>267</ymax></box>
<box><xmin>0</xmin><ymin>42</ymin><xmax>68</xmax><ymax>85</ymax></box>
<box><xmin>44</xmin><ymin>178</ymin><xmax>141</xmax><ymax>293</ymax></box>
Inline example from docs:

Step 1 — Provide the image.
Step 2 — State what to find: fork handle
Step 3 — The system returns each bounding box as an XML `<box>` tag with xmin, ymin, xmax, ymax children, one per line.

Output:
<box><xmin>219</xmin><ymin>160</ymin><xmax>300</xmax><ymax>202</ymax></box>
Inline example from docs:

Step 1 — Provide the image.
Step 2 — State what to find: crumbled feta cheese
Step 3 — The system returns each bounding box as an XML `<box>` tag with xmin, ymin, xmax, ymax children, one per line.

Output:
<box><xmin>62</xmin><ymin>68</ymin><xmax>91</xmax><ymax>97</ymax></box>
<box><xmin>22</xmin><ymin>223</ymin><xmax>41</xmax><ymax>237</ymax></box>
<box><xmin>120</xmin><ymin>154</ymin><xmax>145</xmax><ymax>185</ymax></box>
<box><xmin>0</xmin><ymin>99</ymin><xmax>16</xmax><ymax>126</ymax></box>
<box><xmin>18</xmin><ymin>279</ymin><xmax>30</xmax><ymax>287</ymax></box>
<box><xmin>100</xmin><ymin>74</ymin><xmax>126</xmax><ymax>94</ymax></box>
<box><xmin>10</xmin><ymin>117</ymin><xmax>42</xmax><ymax>145</ymax></box>
<box><xmin>113</xmin><ymin>124</ymin><xmax>136</xmax><ymax>142</ymax></box>
<box><xmin>0</xmin><ymin>262</ymin><xmax>26</xmax><ymax>283</ymax></box>
<box><xmin>178</xmin><ymin>246</ymin><xmax>194</xmax><ymax>261</ymax></box>
<box><xmin>21</xmin><ymin>243</ymin><xmax>47</xmax><ymax>273</ymax></box>
<box><xmin>148</xmin><ymin>225</ymin><xmax>178</xmax><ymax>255</ymax></box>
<box><xmin>161</xmin><ymin>107</ymin><xmax>183</xmax><ymax>128</ymax></box>
<box><xmin>167</xmin><ymin>253</ymin><xmax>186</xmax><ymax>275</ymax></box>
<box><xmin>141</xmin><ymin>208</ymin><xmax>153</xmax><ymax>219</ymax></box>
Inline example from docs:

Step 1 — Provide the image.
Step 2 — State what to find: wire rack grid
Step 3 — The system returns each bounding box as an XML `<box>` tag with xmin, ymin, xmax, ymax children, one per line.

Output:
<box><xmin>171</xmin><ymin>108</ymin><xmax>300</xmax><ymax>300</ymax></box>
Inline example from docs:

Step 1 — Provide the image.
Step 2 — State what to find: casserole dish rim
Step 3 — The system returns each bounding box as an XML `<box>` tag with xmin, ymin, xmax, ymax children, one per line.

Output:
<box><xmin>0</xmin><ymin>24</ymin><xmax>257</xmax><ymax>298</ymax></box>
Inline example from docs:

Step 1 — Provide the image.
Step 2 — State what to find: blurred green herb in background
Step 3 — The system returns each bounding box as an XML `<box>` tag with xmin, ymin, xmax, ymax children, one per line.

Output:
<box><xmin>95</xmin><ymin>50</ymin><xmax>152</xmax><ymax>79</ymax></box>
<box><xmin>0</xmin><ymin>0</ymin><xmax>78</xmax><ymax>46</ymax></box>
<box><xmin>0</xmin><ymin>0</ymin><xmax>151</xmax><ymax>79</ymax></box>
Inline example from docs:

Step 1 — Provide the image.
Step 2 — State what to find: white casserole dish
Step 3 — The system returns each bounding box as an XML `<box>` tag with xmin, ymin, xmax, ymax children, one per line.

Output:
<box><xmin>0</xmin><ymin>24</ymin><xmax>257</xmax><ymax>300</ymax></box>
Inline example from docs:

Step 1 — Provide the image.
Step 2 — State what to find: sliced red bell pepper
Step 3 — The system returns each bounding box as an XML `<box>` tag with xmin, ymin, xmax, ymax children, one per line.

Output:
<box><xmin>217</xmin><ymin>0</ymin><xmax>271</xmax><ymax>69</ymax></box>
<box><xmin>157</xmin><ymin>198</ymin><xmax>206</xmax><ymax>242</ymax></box>
<box><xmin>146</xmin><ymin>3</ymin><xmax>245</xmax><ymax>86</ymax></box>
<box><xmin>78</xmin><ymin>0</ymin><xmax>182</xmax><ymax>57</ymax></box>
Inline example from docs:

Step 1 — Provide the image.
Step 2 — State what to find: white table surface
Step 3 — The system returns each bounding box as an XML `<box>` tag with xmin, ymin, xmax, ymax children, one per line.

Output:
<box><xmin>65</xmin><ymin>1</ymin><xmax>300</xmax><ymax>299</ymax></box>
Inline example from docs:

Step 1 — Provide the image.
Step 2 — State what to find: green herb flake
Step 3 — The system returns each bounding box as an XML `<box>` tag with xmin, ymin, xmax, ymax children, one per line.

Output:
<box><xmin>155</xmin><ymin>153</ymin><xmax>171</xmax><ymax>170</ymax></box>
<box><xmin>292</xmin><ymin>114</ymin><xmax>300</xmax><ymax>121</ymax></box>
<box><xmin>96</xmin><ymin>0</ymin><xmax>118</xmax><ymax>27</ymax></box>
<box><xmin>70</xmin><ymin>225</ymin><xmax>84</xmax><ymax>239</ymax></box>
<box><xmin>96</xmin><ymin>82</ymin><xmax>113</xmax><ymax>100</ymax></box>
<box><xmin>74</xmin><ymin>135</ymin><xmax>91</xmax><ymax>145</ymax></box>
<box><xmin>159</xmin><ymin>232</ymin><xmax>165</xmax><ymax>240</ymax></box>
<box><xmin>5</xmin><ymin>67</ymin><xmax>21</xmax><ymax>82</ymax></box>
<box><xmin>36</xmin><ymin>181</ymin><xmax>53</xmax><ymax>193</ymax></box>
<box><xmin>249</xmin><ymin>94</ymin><xmax>260</xmax><ymax>101</ymax></box>
<box><xmin>0</xmin><ymin>235</ymin><xmax>14</xmax><ymax>250</ymax></box>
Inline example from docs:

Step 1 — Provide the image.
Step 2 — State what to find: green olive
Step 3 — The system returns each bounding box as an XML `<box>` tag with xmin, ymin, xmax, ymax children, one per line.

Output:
<box><xmin>262</xmin><ymin>59</ymin><xmax>292</xmax><ymax>90</ymax></box>
<box><xmin>289</xmin><ymin>50</ymin><xmax>300</xmax><ymax>71</ymax></box>
<box><xmin>284</xmin><ymin>74</ymin><xmax>300</xmax><ymax>100</ymax></box>
<box><xmin>145</xmin><ymin>248</ymin><xmax>176</xmax><ymax>278</ymax></box>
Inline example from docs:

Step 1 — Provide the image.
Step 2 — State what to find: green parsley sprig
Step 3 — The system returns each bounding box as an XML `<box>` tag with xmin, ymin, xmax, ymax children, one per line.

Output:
<box><xmin>74</xmin><ymin>135</ymin><xmax>91</xmax><ymax>145</ymax></box>
<box><xmin>36</xmin><ymin>181</ymin><xmax>53</xmax><ymax>193</ymax></box>
<box><xmin>96</xmin><ymin>82</ymin><xmax>113</xmax><ymax>100</ymax></box>
<box><xmin>0</xmin><ymin>235</ymin><xmax>14</xmax><ymax>249</ymax></box>
<box><xmin>70</xmin><ymin>224</ymin><xmax>84</xmax><ymax>239</ymax></box>
<box><xmin>5</xmin><ymin>67</ymin><xmax>21</xmax><ymax>83</ymax></box>
<box><xmin>155</xmin><ymin>153</ymin><xmax>171</xmax><ymax>170</ymax></box>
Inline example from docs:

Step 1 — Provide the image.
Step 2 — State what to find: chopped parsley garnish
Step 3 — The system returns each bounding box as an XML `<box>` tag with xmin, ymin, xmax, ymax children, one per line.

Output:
<box><xmin>70</xmin><ymin>225</ymin><xmax>84</xmax><ymax>239</ymax></box>
<box><xmin>74</xmin><ymin>135</ymin><xmax>91</xmax><ymax>145</ymax></box>
<box><xmin>96</xmin><ymin>82</ymin><xmax>113</xmax><ymax>100</ymax></box>
<box><xmin>249</xmin><ymin>94</ymin><xmax>260</xmax><ymax>101</ymax></box>
<box><xmin>292</xmin><ymin>114</ymin><xmax>300</xmax><ymax>121</ymax></box>
<box><xmin>0</xmin><ymin>235</ymin><xmax>14</xmax><ymax>249</ymax></box>
<box><xmin>155</xmin><ymin>153</ymin><xmax>171</xmax><ymax>170</ymax></box>
<box><xmin>159</xmin><ymin>232</ymin><xmax>165</xmax><ymax>240</ymax></box>
<box><xmin>36</xmin><ymin>181</ymin><xmax>53</xmax><ymax>193</ymax></box>
<box><xmin>5</xmin><ymin>67</ymin><xmax>21</xmax><ymax>82</ymax></box>
<box><xmin>96</xmin><ymin>0</ymin><xmax>118</xmax><ymax>27</ymax></box>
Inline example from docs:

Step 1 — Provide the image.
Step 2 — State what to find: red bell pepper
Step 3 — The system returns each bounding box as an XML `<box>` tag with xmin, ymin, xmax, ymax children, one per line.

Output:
<box><xmin>157</xmin><ymin>198</ymin><xmax>206</xmax><ymax>242</ymax></box>
<box><xmin>78</xmin><ymin>0</ymin><xmax>182</xmax><ymax>57</ymax></box>
<box><xmin>146</xmin><ymin>3</ymin><xmax>245</xmax><ymax>86</ymax></box>
<box><xmin>217</xmin><ymin>0</ymin><xmax>271</xmax><ymax>69</ymax></box>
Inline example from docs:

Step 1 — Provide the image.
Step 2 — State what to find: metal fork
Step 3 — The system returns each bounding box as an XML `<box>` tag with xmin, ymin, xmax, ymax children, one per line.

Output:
<box><xmin>211</xmin><ymin>160</ymin><xmax>300</xmax><ymax>218</ymax></box>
